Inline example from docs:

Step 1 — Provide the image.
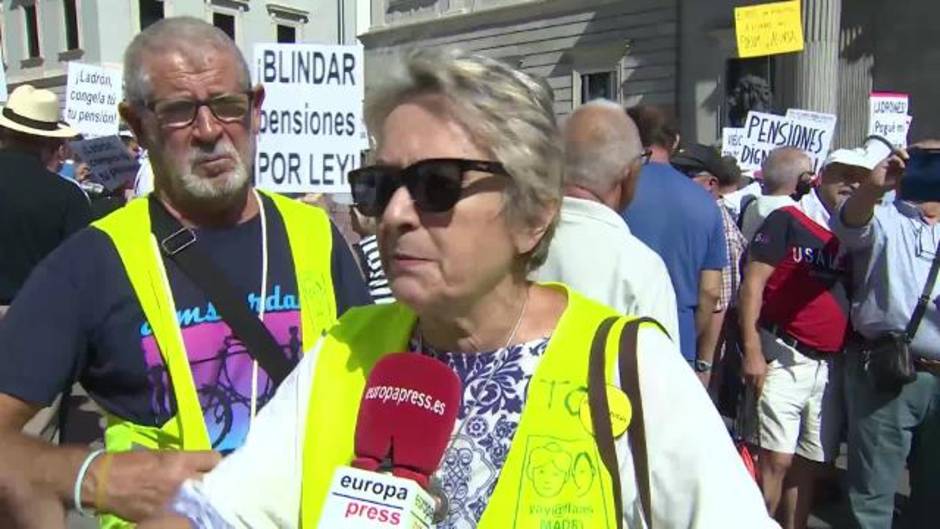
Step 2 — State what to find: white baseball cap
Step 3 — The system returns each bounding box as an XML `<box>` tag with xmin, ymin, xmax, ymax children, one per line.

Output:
<box><xmin>823</xmin><ymin>148</ymin><xmax>879</xmax><ymax>171</ymax></box>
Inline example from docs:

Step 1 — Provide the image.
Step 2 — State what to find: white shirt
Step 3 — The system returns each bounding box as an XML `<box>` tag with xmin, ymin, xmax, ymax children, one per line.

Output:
<box><xmin>740</xmin><ymin>194</ymin><xmax>796</xmax><ymax>242</ymax></box>
<box><xmin>179</xmin><ymin>319</ymin><xmax>777</xmax><ymax>529</ymax></box>
<box><xmin>798</xmin><ymin>189</ymin><xmax>834</xmax><ymax>230</ymax></box>
<box><xmin>133</xmin><ymin>155</ymin><xmax>153</xmax><ymax>197</ymax></box>
<box><xmin>720</xmin><ymin>181</ymin><xmax>762</xmax><ymax>220</ymax></box>
<box><xmin>533</xmin><ymin>197</ymin><xmax>681</xmax><ymax>346</ymax></box>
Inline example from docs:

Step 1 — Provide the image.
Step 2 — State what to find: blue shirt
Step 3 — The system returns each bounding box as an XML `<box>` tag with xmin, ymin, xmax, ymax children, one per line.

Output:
<box><xmin>622</xmin><ymin>162</ymin><xmax>728</xmax><ymax>361</ymax></box>
<box><xmin>832</xmin><ymin>200</ymin><xmax>940</xmax><ymax>360</ymax></box>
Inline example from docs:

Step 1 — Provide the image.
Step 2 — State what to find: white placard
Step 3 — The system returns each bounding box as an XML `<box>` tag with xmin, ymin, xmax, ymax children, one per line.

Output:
<box><xmin>868</xmin><ymin>92</ymin><xmax>911</xmax><ymax>148</ymax></box>
<box><xmin>738</xmin><ymin>110</ymin><xmax>837</xmax><ymax>173</ymax></box>
<box><xmin>721</xmin><ymin>127</ymin><xmax>745</xmax><ymax>161</ymax></box>
<box><xmin>253</xmin><ymin>43</ymin><xmax>366</xmax><ymax>194</ymax></box>
<box><xmin>69</xmin><ymin>136</ymin><xmax>139</xmax><ymax>191</ymax></box>
<box><xmin>64</xmin><ymin>62</ymin><xmax>122</xmax><ymax>137</ymax></box>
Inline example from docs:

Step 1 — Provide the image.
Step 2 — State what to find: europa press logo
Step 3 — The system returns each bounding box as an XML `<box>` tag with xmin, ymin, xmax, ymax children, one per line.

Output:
<box><xmin>338</xmin><ymin>474</ymin><xmax>408</xmax><ymax>525</ymax></box>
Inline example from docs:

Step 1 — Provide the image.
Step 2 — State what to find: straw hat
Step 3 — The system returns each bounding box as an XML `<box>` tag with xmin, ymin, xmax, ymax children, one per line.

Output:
<box><xmin>0</xmin><ymin>85</ymin><xmax>76</xmax><ymax>138</ymax></box>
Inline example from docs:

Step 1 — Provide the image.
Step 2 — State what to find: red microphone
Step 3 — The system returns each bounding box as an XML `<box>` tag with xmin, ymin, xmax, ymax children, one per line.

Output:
<box><xmin>353</xmin><ymin>353</ymin><xmax>462</xmax><ymax>488</ymax></box>
<box><xmin>317</xmin><ymin>353</ymin><xmax>461</xmax><ymax>528</ymax></box>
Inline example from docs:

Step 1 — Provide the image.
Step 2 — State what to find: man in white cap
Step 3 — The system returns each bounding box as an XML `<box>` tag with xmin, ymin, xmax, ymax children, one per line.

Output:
<box><xmin>836</xmin><ymin>139</ymin><xmax>940</xmax><ymax>529</ymax></box>
<box><xmin>798</xmin><ymin>148</ymin><xmax>869</xmax><ymax>229</ymax></box>
<box><xmin>0</xmin><ymin>85</ymin><xmax>90</xmax><ymax>318</ymax></box>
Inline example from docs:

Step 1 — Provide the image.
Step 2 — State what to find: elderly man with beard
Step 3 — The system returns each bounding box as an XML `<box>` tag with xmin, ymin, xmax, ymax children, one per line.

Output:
<box><xmin>0</xmin><ymin>17</ymin><xmax>370</xmax><ymax>529</ymax></box>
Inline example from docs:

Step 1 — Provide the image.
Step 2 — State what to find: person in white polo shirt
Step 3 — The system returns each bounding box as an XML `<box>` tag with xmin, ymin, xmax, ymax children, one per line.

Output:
<box><xmin>534</xmin><ymin>99</ymin><xmax>680</xmax><ymax>344</ymax></box>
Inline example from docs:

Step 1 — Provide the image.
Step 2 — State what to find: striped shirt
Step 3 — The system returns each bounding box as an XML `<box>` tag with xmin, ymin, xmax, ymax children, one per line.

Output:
<box><xmin>356</xmin><ymin>235</ymin><xmax>394</xmax><ymax>304</ymax></box>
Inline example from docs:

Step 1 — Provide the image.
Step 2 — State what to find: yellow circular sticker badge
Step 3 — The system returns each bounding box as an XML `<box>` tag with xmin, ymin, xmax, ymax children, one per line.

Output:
<box><xmin>579</xmin><ymin>385</ymin><xmax>632</xmax><ymax>438</ymax></box>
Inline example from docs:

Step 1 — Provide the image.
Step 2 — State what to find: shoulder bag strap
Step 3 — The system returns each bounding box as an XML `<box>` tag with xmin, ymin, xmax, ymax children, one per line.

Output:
<box><xmin>905</xmin><ymin>239</ymin><xmax>940</xmax><ymax>343</ymax></box>
<box><xmin>148</xmin><ymin>196</ymin><xmax>292</xmax><ymax>385</ymax></box>
<box><xmin>588</xmin><ymin>316</ymin><xmax>622</xmax><ymax>529</ymax></box>
<box><xmin>619</xmin><ymin>316</ymin><xmax>666</xmax><ymax>529</ymax></box>
<box><xmin>590</xmin><ymin>316</ymin><xmax>664</xmax><ymax>529</ymax></box>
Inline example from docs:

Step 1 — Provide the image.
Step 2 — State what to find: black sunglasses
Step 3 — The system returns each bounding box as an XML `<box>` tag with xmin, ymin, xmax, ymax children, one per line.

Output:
<box><xmin>348</xmin><ymin>158</ymin><xmax>509</xmax><ymax>217</ymax></box>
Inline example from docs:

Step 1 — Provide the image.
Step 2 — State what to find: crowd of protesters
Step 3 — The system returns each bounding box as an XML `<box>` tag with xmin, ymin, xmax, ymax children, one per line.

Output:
<box><xmin>0</xmin><ymin>15</ymin><xmax>937</xmax><ymax>529</ymax></box>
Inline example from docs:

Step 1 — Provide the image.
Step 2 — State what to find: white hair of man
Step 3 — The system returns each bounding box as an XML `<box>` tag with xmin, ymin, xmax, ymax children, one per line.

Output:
<box><xmin>364</xmin><ymin>48</ymin><xmax>562</xmax><ymax>271</ymax></box>
<box><xmin>122</xmin><ymin>17</ymin><xmax>253</xmax><ymax>205</ymax></box>
<box><xmin>123</xmin><ymin>17</ymin><xmax>250</xmax><ymax>106</ymax></box>
<box><xmin>563</xmin><ymin>99</ymin><xmax>642</xmax><ymax>195</ymax></box>
<box><xmin>761</xmin><ymin>146</ymin><xmax>810</xmax><ymax>195</ymax></box>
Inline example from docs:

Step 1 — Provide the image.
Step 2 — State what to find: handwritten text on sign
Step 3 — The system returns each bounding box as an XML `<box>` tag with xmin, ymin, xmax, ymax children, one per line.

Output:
<box><xmin>721</xmin><ymin>128</ymin><xmax>745</xmax><ymax>161</ymax></box>
<box><xmin>64</xmin><ymin>62</ymin><xmax>122</xmax><ymax>137</ymax></box>
<box><xmin>69</xmin><ymin>136</ymin><xmax>140</xmax><ymax>191</ymax></box>
<box><xmin>253</xmin><ymin>44</ymin><xmax>366</xmax><ymax>194</ymax></box>
<box><xmin>738</xmin><ymin>110</ymin><xmax>837</xmax><ymax>173</ymax></box>
<box><xmin>735</xmin><ymin>1</ymin><xmax>805</xmax><ymax>59</ymax></box>
<box><xmin>869</xmin><ymin>92</ymin><xmax>912</xmax><ymax>148</ymax></box>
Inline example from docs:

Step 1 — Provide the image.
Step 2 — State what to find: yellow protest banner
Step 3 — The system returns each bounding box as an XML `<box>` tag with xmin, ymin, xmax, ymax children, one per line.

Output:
<box><xmin>735</xmin><ymin>0</ymin><xmax>804</xmax><ymax>58</ymax></box>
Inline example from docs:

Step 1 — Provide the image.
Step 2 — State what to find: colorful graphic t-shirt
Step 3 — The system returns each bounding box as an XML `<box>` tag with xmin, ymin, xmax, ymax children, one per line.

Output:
<box><xmin>0</xmin><ymin>194</ymin><xmax>371</xmax><ymax>452</ymax></box>
<box><xmin>749</xmin><ymin>205</ymin><xmax>850</xmax><ymax>353</ymax></box>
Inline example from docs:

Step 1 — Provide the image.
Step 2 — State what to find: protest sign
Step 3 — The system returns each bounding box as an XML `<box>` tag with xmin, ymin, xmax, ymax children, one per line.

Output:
<box><xmin>65</xmin><ymin>62</ymin><xmax>122</xmax><ymax>137</ymax></box>
<box><xmin>738</xmin><ymin>110</ymin><xmax>837</xmax><ymax>173</ymax></box>
<box><xmin>252</xmin><ymin>43</ymin><xmax>366</xmax><ymax>194</ymax></box>
<box><xmin>721</xmin><ymin>127</ymin><xmax>745</xmax><ymax>161</ymax></box>
<box><xmin>868</xmin><ymin>92</ymin><xmax>911</xmax><ymax>148</ymax></box>
<box><xmin>785</xmin><ymin>108</ymin><xmax>837</xmax><ymax>164</ymax></box>
<box><xmin>735</xmin><ymin>1</ymin><xmax>804</xmax><ymax>59</ymax></box>
<box><xmin>69</xmin><ymin>136</ymin><xmax>139</xmax><ymax>191</ymax></box>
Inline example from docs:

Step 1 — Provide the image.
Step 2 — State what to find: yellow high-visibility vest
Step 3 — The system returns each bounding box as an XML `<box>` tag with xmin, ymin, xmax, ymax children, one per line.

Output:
<box><xmin>92</xmin><ymin>191</ymin><xmax>337</xmax><ymax>528</ymax></box>
<box><xmin>300</xmin><ymin>285</ymin><xmax>657</xmax><ymax>528</ymax></box>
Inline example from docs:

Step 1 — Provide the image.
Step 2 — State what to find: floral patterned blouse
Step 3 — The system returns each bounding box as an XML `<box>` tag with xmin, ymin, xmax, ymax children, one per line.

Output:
<box><xmin>417</xmin><ymin>336</ymin><xmax>550</xmax><ymax>529</ymax></box>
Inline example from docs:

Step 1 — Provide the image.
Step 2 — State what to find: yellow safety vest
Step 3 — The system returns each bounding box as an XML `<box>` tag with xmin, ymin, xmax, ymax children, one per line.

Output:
<box><xmin>300</xmin><ymin>285</ymin><xmax>653</xmax><ymax>528</ymax></box>
<box><xmin>92</xmin><ymin>191</ymin><xmax>337</xmax><ymax>528</ymax></box>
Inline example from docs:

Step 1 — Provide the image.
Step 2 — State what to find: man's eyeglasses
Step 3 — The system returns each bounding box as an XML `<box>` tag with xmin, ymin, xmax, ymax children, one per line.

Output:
<box><xmin>348</xmin><ymin>158</ymin><xmax>509</xmax><ymax>217</ymax></box>
<box><xmin>145</xmin><ymin>91</ymin><xmax>253</xmax><ymax>129</ymax></box>
<box><xmin>637</xmin><ymin>149</ymin><xmax>653</xmax><ymax>166</ymax></box>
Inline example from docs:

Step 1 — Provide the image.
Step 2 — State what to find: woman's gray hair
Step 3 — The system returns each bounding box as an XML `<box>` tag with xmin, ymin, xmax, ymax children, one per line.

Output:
<box><xmin>123</xmin><ymin>17</ymin><xmax>250</xmax><ymax>105</ymax></box>
<box><xmin>365</xmin><ymin>48</ymin><xmax>563</xmax><ymax>272</ymax></box>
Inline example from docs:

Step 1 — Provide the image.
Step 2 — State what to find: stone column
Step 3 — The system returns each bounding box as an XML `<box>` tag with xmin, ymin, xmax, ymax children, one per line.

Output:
<box><xmin>776</xmin><ymin>0</ymin><xmax>842</xmax><ymax>114</ymax></box>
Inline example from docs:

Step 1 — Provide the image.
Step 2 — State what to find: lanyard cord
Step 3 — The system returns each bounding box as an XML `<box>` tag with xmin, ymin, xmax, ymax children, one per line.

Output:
<box><xmin>249</xmin><ymin>189</ymin><xmax>269</xmax><ymax>433</ymax></box>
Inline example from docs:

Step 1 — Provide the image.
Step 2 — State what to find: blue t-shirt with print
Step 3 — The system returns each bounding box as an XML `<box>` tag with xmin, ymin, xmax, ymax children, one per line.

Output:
<box><xmin>622</xmin><ymin>162</ymin><xmax>727</xmax><ymax>361</ymax></box>
<box><xmin>0</xmin><ymin>194</ymin><xmax>371</xmax><ymax>452</ymax></box>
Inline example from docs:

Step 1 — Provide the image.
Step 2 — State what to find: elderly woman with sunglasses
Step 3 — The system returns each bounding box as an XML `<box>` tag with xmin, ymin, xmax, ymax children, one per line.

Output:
<box><xmin>141</xmin><ymin>50</ymin><xmax>774</xmax><ymax>529</ymax></box>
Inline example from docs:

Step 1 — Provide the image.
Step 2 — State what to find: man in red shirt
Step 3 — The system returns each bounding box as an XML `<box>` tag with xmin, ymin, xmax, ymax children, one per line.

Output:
<box><xmin>739</xmin><ymin>159</ymin><xmax>857</xmax><ymax>529</ymax></box>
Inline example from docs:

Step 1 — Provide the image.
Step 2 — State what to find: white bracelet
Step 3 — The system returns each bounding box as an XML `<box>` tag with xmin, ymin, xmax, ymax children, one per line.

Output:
<box><xmin>74</xmin><ymin>449</ymin><xmax>106</xmax><ymax>517</ymax></box>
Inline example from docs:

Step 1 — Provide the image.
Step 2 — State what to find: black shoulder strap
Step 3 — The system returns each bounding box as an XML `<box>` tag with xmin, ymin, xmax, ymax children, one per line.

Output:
<box><xmin>589</xmin><ymin>317</ymin><xmax>623</xmax><ymax>529</ymax></box>
<box><xmin>147</xmin><ymin>196</ymin><xmax>292</xmax><ymax>385</ymax></box>
<box><xmin>619</xmin><ymin>317</ymin><xmax>663</xmax><ymax>529</ymax></box>
<box><xmin>905</xmin><ymin>240</ymin><xmax>940</xmax><ymax>342</ymax></box>
<box><xmin>589</xmin><ymin>316</ymin><xmax>661</xmax><ymax>529</ymax></box>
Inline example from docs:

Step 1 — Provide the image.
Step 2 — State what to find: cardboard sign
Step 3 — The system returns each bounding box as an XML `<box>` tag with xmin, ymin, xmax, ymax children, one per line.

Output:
<box><xmin>721</xmin><ymin>127</ymin><xmax>746</xmax><ymax>160</ymax></box>
<box><xmin>735</xmin><ymin>1</ymin><xmax>804</xmax><ymax>59</ymax></box>
<box><xmin>252</xmin><ymin>43</ymin><xmax>367</xmax><ymax>194</ymax></box>
<box><xmin>869</xmin><ymin>92</ymin><xmax>912</xmax><ymax>148</ymax></box>
<box><xmin>738</xmin><ymin>110</ymin><xmax>837</xmax><ymax>173</ymax></box>
<box><xmin>64</xmin><ymin>62</ymin><xmax>122</xmax><ymax>137</ymax></box>
<box><xmin>69</xmin><ymin>136</ymin><xmax>139</xmax><ymax>191</ymax></box>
